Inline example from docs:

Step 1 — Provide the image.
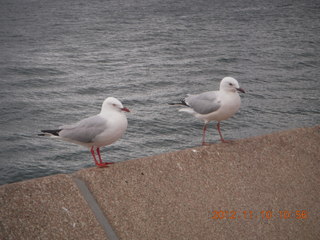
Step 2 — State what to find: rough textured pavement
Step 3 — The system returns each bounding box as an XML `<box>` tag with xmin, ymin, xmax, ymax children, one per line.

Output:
<box><xmin>1</xmin><ymin>126</ymin><xmax>319</xmax><ymax>240</ymax></box>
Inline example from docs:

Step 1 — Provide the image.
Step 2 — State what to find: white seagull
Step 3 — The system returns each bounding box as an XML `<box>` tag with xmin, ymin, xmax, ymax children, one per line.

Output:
<box><xmin>39</xmin><ymin>97</ymin><xmax>130</xmax><ymax>167</ymax></box>
<box><xmin>169</xmin><ymin>77</ymin><xmax>245</xmax><ymax>145</ymax></box>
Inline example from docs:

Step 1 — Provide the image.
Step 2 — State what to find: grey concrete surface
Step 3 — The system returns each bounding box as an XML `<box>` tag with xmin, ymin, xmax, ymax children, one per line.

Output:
<box><xmin>0</xmin><ymin>174</ymin><xmax>108</xmax><ymax>240</ymax></box>
<box><xmin>1</xmin><ymin>126</ymin><xmax>319</xmax><ymax>240</ymax></box>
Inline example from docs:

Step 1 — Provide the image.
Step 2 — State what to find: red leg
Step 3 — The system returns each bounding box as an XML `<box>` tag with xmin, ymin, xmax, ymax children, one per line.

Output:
<box><xmin>97</xmin><ymin>147</ymin><xmax>114</xmax><ymax>167</ymax></box>
<box><xmin>217</xmin><ymin>122</ymin><xmax>231</xmax><ymax>143</ymax></box>
<box><xmin>202</xmin><ymin>123</ymin><xmax>209</xmax><ymax>146</ymax></box>
<box><xmin>90</xmin><ymin>147</ymin><xmax>108</xmax><ymax>168</ymax></box>
<box><xmin>90</xmin><ymin>146</ymin><xmax>99</xmax><ymax>165</ymax></box>
<box><xmin>96</xmin><ymin>147</ymin><xmax>103</xmax><ymax>164</ymax></box>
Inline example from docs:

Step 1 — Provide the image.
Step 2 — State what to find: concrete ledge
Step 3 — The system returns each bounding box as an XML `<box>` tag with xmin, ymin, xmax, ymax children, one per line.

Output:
<box><xmin>1</xmin><ymin>126</ymin><xmax>320</xmax><ymax>240</ymax></box>
<box><xmin>0</xmin><ymin>175</ymin><xmax>108</xmax><ymax>240</ymax></box>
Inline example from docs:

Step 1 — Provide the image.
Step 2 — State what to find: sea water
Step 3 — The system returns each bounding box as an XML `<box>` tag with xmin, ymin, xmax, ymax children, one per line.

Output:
<box><xmin>0</xmin><ymin>0</ymin><xmax>319</xmax><ymax>185</ymax></box>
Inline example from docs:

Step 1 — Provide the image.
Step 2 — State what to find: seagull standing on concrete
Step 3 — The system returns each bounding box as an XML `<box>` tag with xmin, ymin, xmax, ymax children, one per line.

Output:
<box><xmin>39</xmin><ymin>97</ymin><xmax>130</xmax><ymax>167</ymax></box>
<box><xmin>169</xmin><ymin>77</ymin><xmax>245</xmax><ymax>145</ymax></box>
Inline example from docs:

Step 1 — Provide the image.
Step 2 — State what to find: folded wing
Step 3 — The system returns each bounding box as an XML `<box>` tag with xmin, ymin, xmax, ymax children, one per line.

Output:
<box><xmin>184</xmin><ymin>91</ymin><xmax>221</xmax><ymax>115</ymax></box>
<box><xmin>59</xmin><ymin>115</ymin><xmax>108</xmax><ymax>143</ymax></box>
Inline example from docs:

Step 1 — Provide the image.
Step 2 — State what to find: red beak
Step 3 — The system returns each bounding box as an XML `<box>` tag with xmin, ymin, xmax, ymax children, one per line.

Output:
<box><xmin>236</xmin><ymin>88</ymin><xmax>245</xmax><ymax>93</ymax></box>
<box><xmin>121</xmin><ymin>107</ymin><xmax>130</xmax><ymax>112</ymax></box>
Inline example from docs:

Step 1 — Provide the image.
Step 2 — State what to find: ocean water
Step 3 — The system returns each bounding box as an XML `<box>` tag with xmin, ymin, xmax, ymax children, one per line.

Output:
<box><xmin>0</xmin><ymin>0</ymin><xmax>319</xmax><ymax>185</ymax></box>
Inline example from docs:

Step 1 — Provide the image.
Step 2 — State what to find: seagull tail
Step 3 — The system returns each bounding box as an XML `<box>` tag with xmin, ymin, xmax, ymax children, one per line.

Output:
<box><xmin>38</xmin><ymin>129</ymin><xmax>62</xmax><ymax>137</ymax></box>
<box><xmin>168</xmin><ymin>98</ymin><xmax>188</xmax><ymax>106</ymax></box>
<box><xmin>168</xmin><ymin>102</ymin><xmax>184</xmax><ymax>106</ymax></box>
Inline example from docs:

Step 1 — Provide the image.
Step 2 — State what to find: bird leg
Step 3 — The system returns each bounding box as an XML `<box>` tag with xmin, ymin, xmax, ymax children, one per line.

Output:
<box><xmin>90</xmin><ymin>146</ymin><xmax>100</xmax><ymax>166</ymax></box>
<box><xmin>96</xmin><ymin>148</ymin><xmax>104</xmax><ymax>164</ymax></box>
<box><xmin>202</xmin><ymin>123</ymin><xmax>209</xmax><ymax>146</ymax></box>
<box><xmin>217</xmin><ymin>122</ymin><xmax>231</xmax><ymax>143</ymax></box>
<box><xmin>90</xmin><ymin>147</ymin><xmax>109</xmax><ymax>168</ymax></box>
<box><xmin>96</xmin><ymin>148</ymin><xmax>114</xmax><ymax>167</ymax></box>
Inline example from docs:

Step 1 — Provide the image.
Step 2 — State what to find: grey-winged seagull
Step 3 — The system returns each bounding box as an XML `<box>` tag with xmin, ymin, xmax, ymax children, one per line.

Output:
<box><xmin>169</xmin><ymin>77</ymin><xmax>245</xmax><ymax>145</ymax></box>
<box><xmin>39</xmin><ymin>97</ymin><xmax>130</xmax><ymax>167</ymax></box>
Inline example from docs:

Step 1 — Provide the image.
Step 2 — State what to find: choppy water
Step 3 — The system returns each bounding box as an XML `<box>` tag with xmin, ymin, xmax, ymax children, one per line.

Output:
<box><xmin>0</xmin><ymin>0</ymin><xmax>319</xmax><ymax>185</ymax></box>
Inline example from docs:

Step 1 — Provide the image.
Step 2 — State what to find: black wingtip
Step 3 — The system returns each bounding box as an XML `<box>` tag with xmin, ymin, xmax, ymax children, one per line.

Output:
<box><xmin>40</xmin><ymin>129</ymin><xmax>62</xmax><ymax>136</ymax></box>
<box><xmin>180</xmin><ymin>98</ymin><xmax>188</xmax><ymax>106</ymax></box>
<box><xmin>168</xmin><ymin>98</ymin><xmax>188</xmax><ymax>106</ymax></box>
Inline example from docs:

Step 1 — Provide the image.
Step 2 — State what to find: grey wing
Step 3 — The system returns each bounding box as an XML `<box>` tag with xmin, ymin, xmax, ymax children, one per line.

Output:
<box><xmin>185</xmin><ymin>91</ymin><xmax>221</xmax><ymax>114</ymax></box>
<box><xmin>59</xmin><ymin>115</ymin><xmax>107</xmax><ymax>143</ymax></box>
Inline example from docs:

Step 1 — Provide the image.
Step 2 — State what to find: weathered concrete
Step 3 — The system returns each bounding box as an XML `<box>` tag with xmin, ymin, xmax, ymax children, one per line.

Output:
<box><xmin>1</xmin><ymin>126</ymin><xmax>320</xmax><ymax>240</ymax></box>
<box><xmin>0</xmin><ymin>175</ymin><xmax>108</xmax><ymax>240</ymax></box>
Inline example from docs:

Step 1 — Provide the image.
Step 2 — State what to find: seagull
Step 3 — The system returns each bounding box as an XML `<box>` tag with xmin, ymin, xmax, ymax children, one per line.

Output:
<box><xmin>169</xmin><ymin>77</ymin><xmax>245</xmax><ymax>145</ymax></box>
<box><xmin>39</xmin><ymin>97</ymin><xmax>130</xmax><ymax>167</ymax></box>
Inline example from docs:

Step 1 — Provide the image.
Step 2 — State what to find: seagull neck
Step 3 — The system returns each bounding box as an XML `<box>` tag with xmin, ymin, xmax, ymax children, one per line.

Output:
<box><xmin>221</xmin><ymin>89</ymin><xmax>237</xmax><ymax>94</ymax></box>
<box><xmin>100</xmin><ymin>108</ymin><xmax>121</xmax><ymax>116</ymax></box>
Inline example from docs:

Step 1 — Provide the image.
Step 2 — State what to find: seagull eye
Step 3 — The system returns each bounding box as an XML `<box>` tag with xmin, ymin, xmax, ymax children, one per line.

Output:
<box><xmin>229</xmin><ymin>83</ymin><xmax>233</xmax><ymax>86</ymax></box>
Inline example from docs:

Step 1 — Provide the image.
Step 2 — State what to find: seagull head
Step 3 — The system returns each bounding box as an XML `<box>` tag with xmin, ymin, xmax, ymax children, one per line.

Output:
<box><xmin>101</xmin><ymin>97</ymin><xmax>130</xmax><ymax>113</ymax></box>
<box><xmin>220</xmin><ymin>77</ymin><xmax>245</xmax><ymax>93</ymax></box>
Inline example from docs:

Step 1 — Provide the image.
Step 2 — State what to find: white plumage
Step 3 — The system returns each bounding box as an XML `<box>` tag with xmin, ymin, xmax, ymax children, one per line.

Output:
<box><xmin>173</xmin><ymin>77</ymin><xmax>245</xmax><ymax>145</ymax></box>
<box><xmin>40</xmin><ymin>97</ymin><xmax>130</xmax><ymax>167</ymax></box>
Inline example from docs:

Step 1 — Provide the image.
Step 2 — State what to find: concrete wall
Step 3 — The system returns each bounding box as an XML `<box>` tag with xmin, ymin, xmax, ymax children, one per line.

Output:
<box><xmin>1</xmin><ymin>126</ymin><xmax>319</xmax><ymax>240</ymax></box>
